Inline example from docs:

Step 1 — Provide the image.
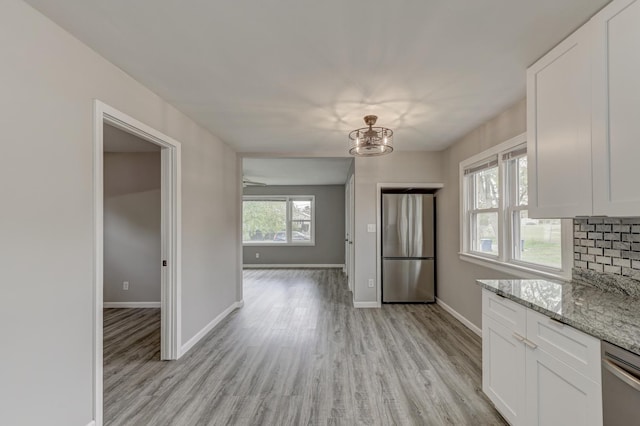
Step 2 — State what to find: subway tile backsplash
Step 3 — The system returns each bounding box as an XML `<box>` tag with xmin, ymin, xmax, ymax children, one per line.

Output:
<box><xmin>574</xmin><ymin>217</ymin><xmax>640</xmax><ymax>279</ymax></box>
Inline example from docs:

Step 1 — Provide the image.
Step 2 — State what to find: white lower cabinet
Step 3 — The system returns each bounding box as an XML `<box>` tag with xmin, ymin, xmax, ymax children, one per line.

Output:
<box><xmin>482</xmin><ymin>290</ymin><xmax>602</xmax><ymax>426</ymax></box>
<box><xmin>483</xmin><ymin>314</ymin><xmax>526</xmax><ymax>425</ymax></box>
<box><xmin>526</xmin><ymin>346</ymin><xmax>602</xmax><ymax>426</ymax></box>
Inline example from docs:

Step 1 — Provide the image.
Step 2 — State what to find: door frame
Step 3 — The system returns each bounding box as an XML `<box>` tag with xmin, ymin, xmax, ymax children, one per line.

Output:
<box><xmin>93</xmin><ymin>100</ymin><xmax>182</xmax><ymax>426</ymax></box>
<box><xmin>345</xmin><ymin>174</ymin><xmax>355</xmax><ymax>291</ymax></box>
<box><xmin>375</xmin><ymin>182</ymin><xmax>443</xmax><ymax>307</ymax></box>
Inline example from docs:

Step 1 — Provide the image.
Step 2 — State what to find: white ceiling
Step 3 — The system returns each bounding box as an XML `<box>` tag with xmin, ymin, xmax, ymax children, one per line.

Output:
<box><xmin>103</xmin><ymin>124</ymin><xmax>161</xmax><ymax>152</ymax></box>
<box><xmin>26</xmin><ymin>0</ymin><xmax>610</xmax><ymax>153</ymax></box>
<box><xmin>243</xmin><ymin>158</ymin><xmax>353</xmax><ymax>186</ymax></box>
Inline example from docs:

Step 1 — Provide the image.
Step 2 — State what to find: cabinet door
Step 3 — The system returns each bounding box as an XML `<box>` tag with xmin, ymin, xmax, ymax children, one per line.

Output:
<box><xmin>592</xmin><ymin>0</ymin><xmax>640</xmax><ymax>216</ymax></box>
<box><xmin>525</xmin><ymin>347</ymin><xmax>602</xmax><ymax>426</ymax></box>
<box><xmin>483</xmin><ymin>314</ymin><xmax>526</xmax><ymax>425</ymax></box>
<box><xmin>527</xmin><ymin>24</ymin><xmax>593</xmax><ymax>218</ymax></box>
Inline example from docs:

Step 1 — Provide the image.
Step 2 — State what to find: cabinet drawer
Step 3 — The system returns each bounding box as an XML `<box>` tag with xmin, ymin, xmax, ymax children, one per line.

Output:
<box><xmin>482</xmin><ymin>289</ymin><xmax>526</xmax><ymax>335</ymax></box>
<box><xmin>526</xmin><ymin>309</ymin><xmax>602</xmax><ymax>382</ymax></box>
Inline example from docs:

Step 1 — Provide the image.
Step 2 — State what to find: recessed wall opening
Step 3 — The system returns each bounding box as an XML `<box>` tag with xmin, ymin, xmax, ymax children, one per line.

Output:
<box><xmin>102</xmin><ymin>123</ymin><xmax>162</xmax><ymax>418</ymax></box>
<box><xmin>240</xmin><ymin>157</ymin><xmax>353</xmax><ymax>271</ymax></box>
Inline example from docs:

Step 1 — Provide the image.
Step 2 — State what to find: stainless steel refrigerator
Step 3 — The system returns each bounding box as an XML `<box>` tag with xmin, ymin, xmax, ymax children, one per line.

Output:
<box><xmin>382</xmin><ymin>192</ymin><xmax>435</xmax><ymax>303</ymax></box>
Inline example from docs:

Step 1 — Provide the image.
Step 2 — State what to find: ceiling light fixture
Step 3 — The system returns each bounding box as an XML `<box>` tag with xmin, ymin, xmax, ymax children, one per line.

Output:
<box><xmin>348</xmin><ymin>115</ymin><xmax>394</xmax><ymax>157</ymax></box>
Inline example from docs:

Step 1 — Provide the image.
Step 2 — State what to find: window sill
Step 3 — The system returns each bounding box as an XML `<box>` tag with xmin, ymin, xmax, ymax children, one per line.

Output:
<box><xmin>459</xmin><ymin>252</ymin><xmax>571</xmax><ymax>282</ymax></box>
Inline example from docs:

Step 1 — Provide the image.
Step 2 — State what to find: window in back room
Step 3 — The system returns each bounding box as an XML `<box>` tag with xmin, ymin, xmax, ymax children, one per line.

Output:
<box><xmin>242</xmin><ymin>196</ymin><xmax>315</xmax><ymax>245</ymax></box>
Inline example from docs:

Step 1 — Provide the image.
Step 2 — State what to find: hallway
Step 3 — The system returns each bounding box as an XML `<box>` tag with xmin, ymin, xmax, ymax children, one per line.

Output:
<box><xmin>103</xmin><ymin>269</ymin><xmax>506</xmax><ymax>425</ymax></box>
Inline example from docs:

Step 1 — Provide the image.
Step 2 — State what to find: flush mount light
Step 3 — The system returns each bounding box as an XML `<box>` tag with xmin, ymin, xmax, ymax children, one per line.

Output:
<box><xmin>348</xmin><ymin>115</ymin><xmax>394</xmax><ymax>157</ymax></box>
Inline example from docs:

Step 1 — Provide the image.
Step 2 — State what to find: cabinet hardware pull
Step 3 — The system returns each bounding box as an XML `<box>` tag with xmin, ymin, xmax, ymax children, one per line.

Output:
<box><xmin>549</xmin><ymin>318</ymin><xmax>565</xmax><ymax>327</ymax></box>
<box><xmin>512</xmin><ymin>332</ymin><xmax>525</xmax><ymax>342</ymax></box>
<box><xmin>523</xmin><ymin>339</ymin><xmax>538</xmax><ymax>349</ymax></box>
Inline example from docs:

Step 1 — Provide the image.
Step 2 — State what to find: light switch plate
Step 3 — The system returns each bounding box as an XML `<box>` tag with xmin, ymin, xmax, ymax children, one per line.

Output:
<box><xmin>367</xmin><ymin>224</ymin><xmax>376</xmax><ymax>233</ymax></box>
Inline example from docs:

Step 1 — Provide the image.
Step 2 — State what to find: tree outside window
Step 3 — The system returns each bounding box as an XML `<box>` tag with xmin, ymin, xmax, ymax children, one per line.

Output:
<box><xmin>242</xmin><ymin>196</ymin><xmax>314</xmax><ymax>245</ymax></box>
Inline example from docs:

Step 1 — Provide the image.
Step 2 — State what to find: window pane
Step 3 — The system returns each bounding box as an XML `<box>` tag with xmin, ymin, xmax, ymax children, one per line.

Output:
<box><xmin>291</xmin><ymin>200</ymin><xmax>311</xmax><ymax>220</ymax></box>
<box><xmin>517</xmin><ymin>157</ymin><xmax>528</xmax><ymax>206</ymax></box>
<box><xmin>242</xmin><ymin>200</ymin><xmax>287</xmax><ymax>243</ymax></box>
<box><xmin>473</xmin><ymin>212</ymin><xmax>499</xmax><ymax>255</ymax></box>
<box><xmin>473</xmin><ymin>167</ymin><xmax>499</xmax><ymax>209</ymax></box>
<box><xmin>291</xmin><ymin>220</ymin><xmax>311</xmax><ymax>241</ymax></box>
<box><xmin>515</xmin><ymin>210</ymin><xmax>562</xmax><ymax>268</ymax></box>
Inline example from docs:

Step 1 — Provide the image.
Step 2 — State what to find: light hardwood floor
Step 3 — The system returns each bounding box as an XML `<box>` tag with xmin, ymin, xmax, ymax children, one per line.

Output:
<box><xmin>104</xmin><ymin>269</ymin><xmax>506</xmax><ymax>425</ymax></box>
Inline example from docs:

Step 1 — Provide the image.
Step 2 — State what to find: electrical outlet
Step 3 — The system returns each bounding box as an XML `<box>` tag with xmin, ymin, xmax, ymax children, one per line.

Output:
<box><xmin>367</xmin><ymin>224</ymin><xmax>376</xmax><ymax>233</ymax></box>
<box><xmin>123</xmin><ymin>281</ymin><xmax>129</xmax><ymax>290</ymax></box>
<box><xmin>255</xmin><ymin>253</ymin><xmax>260</xmax><ymax>258</ymax></box>
<box><xmin>368</xmin><ymin>278</ymin><xmax>375</xmax><ymax>288</ymax></box>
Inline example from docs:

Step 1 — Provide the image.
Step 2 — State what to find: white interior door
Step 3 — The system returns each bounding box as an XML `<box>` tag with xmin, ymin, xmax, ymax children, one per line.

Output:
<box><xmin>345</xmin><ymin>179</ymin><xmax>350</xmax><ymax>281</ymax></box>
<box><xmin>347</xmin><ymin>175</ymin><xmax>355</xmax><ymax>291</ymax></box>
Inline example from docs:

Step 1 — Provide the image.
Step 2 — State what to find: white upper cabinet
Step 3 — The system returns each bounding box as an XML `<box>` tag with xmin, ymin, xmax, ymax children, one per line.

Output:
<box><xmin>592</xmin><ymin>0</ymin><xmax>640</xmax><ymax>216</ymax></box>
<box><xmin>528</xmin><ymin>0</ymin><xmax>640</xmax><ymax>218</ymax></box>
<box><xmin>527</xmin><ymin>24</ymin><xmax>593</xmax><ymax>218</ymax></box>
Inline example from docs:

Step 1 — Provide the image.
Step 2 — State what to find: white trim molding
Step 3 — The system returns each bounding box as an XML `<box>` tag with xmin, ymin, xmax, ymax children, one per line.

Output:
<box><xmin>459</xmin><ymin>252</ymin><xmax>571</xmax><ymax>282</ymax></box>
<box><xmin>86</xmin><ymin>421</ymin><xmax>96</xmax><ymax>426</ymax></box>
<box><xmin>103</xmin><ymin>302</ymin><xmax>161</xmax><ymax>308</ymax></box>
<box><xmin>93</xmin><ymin>100</ymin><xmax>183</xmax><ymax>426</ymax></box>
<box><xmin>243</xmin><ymin>264</ymin><xmax>344</xmax><ymax>269</ymax></box>
<box><xmin>179</xmin><ymin>301</ymin><xmax>244</xmax><ymax>357</ymax></box>
<box><xmin>353</xmin><ymin>301</ymin><xmax>381</xmax><ymax>308</ymax></box>
<box><xmin>436</xmin><ymin>298</ymin><xmax>482</xmax><ymax>337</ymax></box>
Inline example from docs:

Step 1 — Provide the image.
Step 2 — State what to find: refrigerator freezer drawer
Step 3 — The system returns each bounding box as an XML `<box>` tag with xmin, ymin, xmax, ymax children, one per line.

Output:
<box><xmin>382</xmin><ymin>259</ymin><xmax>435</xmax><ymax>303</ymax></box>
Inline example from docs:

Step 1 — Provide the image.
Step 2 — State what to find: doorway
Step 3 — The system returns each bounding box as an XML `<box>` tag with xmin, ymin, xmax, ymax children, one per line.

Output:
<box><xmin>93</xmin><ymin>101</ymin><xmax>182</xmax><ymax>426</ymax></box>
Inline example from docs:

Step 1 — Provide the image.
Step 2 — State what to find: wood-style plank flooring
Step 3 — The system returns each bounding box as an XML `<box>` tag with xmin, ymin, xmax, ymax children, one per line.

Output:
<box><xmin>104</xmin><ymin>269</ymin><xmax>506</xmax><ymax>425</ymax></box>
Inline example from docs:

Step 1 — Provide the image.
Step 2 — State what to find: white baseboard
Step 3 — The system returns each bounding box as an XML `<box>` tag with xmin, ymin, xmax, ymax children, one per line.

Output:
<box><xmin>179</xmin><ymin>300</ymin><xmax>244</xmax><ymax>357</ymax></box>
<box><xmin>86</xmin><ymin>421</ymin><xmax>96</xmax><ymax>426</ymax></box>
<box><xmin>353</xmin><ymin>301</ymin><xmax>380</xmax><ymax>308</ymax></box>
<box><xmin>436</xmin><ymin>297</ymin><xmax>482</xmax><ymax>337</ymax></box>
<box><xmin>103</xmin><ymin>302</ymin><xmax>161</xmax><ymax>308</ymax></box>
<box><xmin>243</xmin><ymin>264</ymin><xmax>344</xmax><ymax>269</ymax></box>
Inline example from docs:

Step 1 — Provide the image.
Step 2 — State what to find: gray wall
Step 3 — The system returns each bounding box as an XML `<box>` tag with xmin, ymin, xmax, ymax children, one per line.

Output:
<box><xmin>243</xmin><ymin>185</ymin><xmax>345</xmax><ymax>265</ymax></box>
<box><xmin>104</xmin><ymin>152</ymin><xmax>161</xmax><ymax>303</ymax></box>
<box><xmin>353</xmin><ymin>152</ymin><xmax>444</xmax><ymax>303</ymax></box>
<box><xmin>0</xmin><ymin>1</ymin><xmax>239</xmax><ymax>424</ymax></box>
<box><xmin>437</xmin><ymin>99</ymin><xmax>526</xmax><ymax>328</ymax></box>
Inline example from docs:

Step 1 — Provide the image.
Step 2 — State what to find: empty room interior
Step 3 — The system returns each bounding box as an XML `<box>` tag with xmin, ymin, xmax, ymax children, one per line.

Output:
<box><xmin>2</xmin><ymin>0</ymin><xmax>640</xmax><ymax>425</ymax></box>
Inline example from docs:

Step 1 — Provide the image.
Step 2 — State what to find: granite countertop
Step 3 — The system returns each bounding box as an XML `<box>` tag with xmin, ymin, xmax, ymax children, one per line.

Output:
<box><xmin>477</xmin><ymin>278</ymin><xmax>640</xmax><ymax>356</ymax></box>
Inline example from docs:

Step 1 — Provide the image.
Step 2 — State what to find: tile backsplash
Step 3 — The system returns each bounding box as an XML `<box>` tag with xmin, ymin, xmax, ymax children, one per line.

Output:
<box><xmin>574</xmin><ymin>217</ymin><xmax>640</xmax><ymax>280</ymax></box>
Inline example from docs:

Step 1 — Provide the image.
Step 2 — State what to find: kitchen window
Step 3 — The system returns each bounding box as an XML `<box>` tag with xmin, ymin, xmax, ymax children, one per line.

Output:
<box><xmin>242</xmin><ymin>196</ymin><xmax>315</xmax><ymax>245</ymax></box>
<box><xmin>460</xmin><ymin>133</ymin><xmax>572</xmax><ymax>279</ymax></box>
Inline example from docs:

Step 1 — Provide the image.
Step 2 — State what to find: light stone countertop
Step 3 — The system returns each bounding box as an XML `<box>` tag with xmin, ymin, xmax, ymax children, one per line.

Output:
<box><xmin>477</xmin><ymin>278</ymin><xmax>640</xmax><ymax>356</ymax></box>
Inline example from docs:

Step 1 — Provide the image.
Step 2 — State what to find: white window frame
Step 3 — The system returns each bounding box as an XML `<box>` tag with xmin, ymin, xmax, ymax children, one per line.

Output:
<box><xmin>459</xmin><ymin>133</ymin><xmax>573</xmax><ymax>280</ymax></box>
<box><xmin>242</xmin><ymin>195</ymin><xmax>316</xmax><ymax>246</ymax></box>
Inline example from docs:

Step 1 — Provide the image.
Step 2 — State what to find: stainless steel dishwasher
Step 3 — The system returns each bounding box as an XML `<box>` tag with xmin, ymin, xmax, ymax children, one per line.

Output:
<box><xmin>601</xmin><ymin>341</ymin><xmax>640</xmax><ymax>425</ymax></box>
